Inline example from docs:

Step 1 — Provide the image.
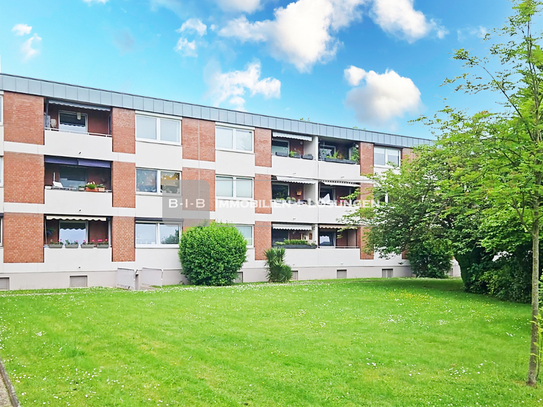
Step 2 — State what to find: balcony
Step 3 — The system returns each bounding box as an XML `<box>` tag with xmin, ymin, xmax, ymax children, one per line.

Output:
<box><xmin>317</xmin><ymin>203</ymin><xmax>358</xmax><ymax>224</ymax></box>
<box><xmin>284</xmin><ymin>247</ymin><xmax>361</xmax><ymax>268</ymax></box>
<box><xmin>44</xmin><ymin>246</ymin><xmax>113</xmax><ymax>272</ymax></box>
<box><xmin>272</xmin><ymin>155</ymin><xmax>318</xmax><ymax>179</ymax></box>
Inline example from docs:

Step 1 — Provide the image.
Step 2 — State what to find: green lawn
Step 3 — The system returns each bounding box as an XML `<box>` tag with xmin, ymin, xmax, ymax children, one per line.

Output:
<box><xmin>0</xmin><ymin>279</ymin><xmax>541</xmax><ymax>406</ymax></box>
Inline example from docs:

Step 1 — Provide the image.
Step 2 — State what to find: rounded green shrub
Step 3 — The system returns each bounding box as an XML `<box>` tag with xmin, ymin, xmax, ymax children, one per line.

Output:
<box><xmin>265</xmin><ymin>247</ymin><xmax>292</xmax><ymax>283</ymax></box>
<box><xmin>179</xmin><ymin>223</ymin><xmax>247</xmax><ymax>286</ymax></box>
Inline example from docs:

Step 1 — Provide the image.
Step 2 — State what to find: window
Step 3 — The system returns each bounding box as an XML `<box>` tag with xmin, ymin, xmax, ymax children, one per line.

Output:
<box><xmin>374</xmin><ymin>147</ymin><xmax>400</xmax><ymax>167</ymax></box>
<box><xmin>319</xmin><ymin>144</ymin><xmax>336</xmax><ymax>159</ymax></box>
<box><xmin>235</xmin><ymin>225</ymin><xmax>253</xmax><ymax>246</ymax></box>
<box><xmin>136</xmin><ymin>114</ymin><xmax>181</xmax><ymax>144</ymax></box>
<box><xmin>136</xmin><ymin>169</ymin><xmax>180</xmax><ymax>194</ymax></box>
<box><xmin>0</xmin><ymin>94</ymin><xmax>3</xmax><ymax>124</ymax></box>
<box><xmin>136</xmin><ymin>222</ymin><xmax>180</xmax><ymax>246</ymax></box>
<box><xmin>319</xmin><ymin>231</ymin><xmax>335</xmax><ymax>246</ymax></box>
<box><xmin>60</xmin><ymin>167</ymin><xmax>87</xmax><ymax>189</ymax></box>
<box><xmin>59</xmin><ymin>221</ymin><xmax>87</xmax><ymax>244</ymax></box>
<box><xmin>216</xmin><ymin>176</ymin><xmax>253</xmax><ymax>199</ymax></box>
<box><xmin>59</xmin><ymin>111</ymin><xmax>87</xmax><ymax>133</ymax></box>
<box><xmin>215</xmin><ymin>126</ymin><xmax>253</xmax><ymax>152</ymax></box>
<box><xmin>0</xmin><ymin>157</ymin><xmax>4</xmax><ymax>186</ymax></box>
<box><xmin>272</xmin><ymin>139</ymin><xmax>289</xmax><ymax>155</ymax></box>
<box><xmin>272</xmin><ymin>183</ymin><xmax>289</xmax><ymax>200</ymax></box>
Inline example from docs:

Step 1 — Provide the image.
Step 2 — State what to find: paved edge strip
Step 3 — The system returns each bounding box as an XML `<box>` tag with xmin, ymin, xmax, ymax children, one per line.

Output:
<box><xmin>0</xmin><ymin>355</ymin><xmax>20</xmax><ymax>407</ymax></box>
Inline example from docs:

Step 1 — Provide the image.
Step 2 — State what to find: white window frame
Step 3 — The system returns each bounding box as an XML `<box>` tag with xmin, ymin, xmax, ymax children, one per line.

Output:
<box><xmin>136</xmin><ymin>168</ymin><xmax>181</xmax><ymax>195</ymax></box>
<box><xmin>374</xmin><ymin>147</ymin><xmax>401</xmax><ymax>168</ymax></box>
<box><xmin>0</xmin><ymin>93</ymin><xmax>3</xmax><ymax>125</ymax></box>
<box><xmin>58</xmin><ymin>110</ymin><xmax>88</xmax><ymax>134</ymax></box>
<box><xmin>59</xmin><ymin>220</ymin><xmax>89</xmax><ymax>243</ymax></box>
<box><xmin>235</xmin><ymin>225</ymin><xmax>254</xmax><ymax>248</ymax></box>
<box><xmin>135</xmin><ymin>112</ymin><xmax>182</xmax><ymax>145</ymax></box>
<box><xmin>216</xmin><ymin>176</ymin><xmax>254</xmax><ymax>199</ymax></box>
<box><xmin>215</xmin><ymin>124</ymin><xmax>254</xmax><ymax>153</ymax></box>
<box><xmin>135</xmin><ymin>222</ymin><xmax>181</xmax><ymax>248</ymax></box>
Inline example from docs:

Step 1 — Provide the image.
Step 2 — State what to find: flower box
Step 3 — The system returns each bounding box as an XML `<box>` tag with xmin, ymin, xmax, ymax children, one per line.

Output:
<box><xmin>86</xmin><ymin>187</ymin><xmax>96</xmax><ymax>192</ymax></box>
<box><xmin>65</xmin><ymin>243</ymin><xmax>79</xmax><ymax>248</ymax></box>
<box><xmin>97</xmin><ymin>244</ymin><xmax>109</xmax><ymax>248</ymax></box>
<box><xmin>302</xmin><ymin>154</ymin><xmax>313</xmax><ymax>160</ymax></box>
<box><xmin>48</xmin><ymin>243</ymin><xmax>63</xmax><ymax>248</ymax></box>
<box><xmin>81</xmin><ymin>243</ymin><xmax>95</xmax><ymax>248</ymax></box>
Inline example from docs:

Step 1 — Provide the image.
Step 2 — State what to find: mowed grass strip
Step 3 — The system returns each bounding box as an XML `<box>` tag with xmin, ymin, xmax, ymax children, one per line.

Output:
<box><xmin>0</xmin><ymin>279</ymin><xmax>541</xmax><ymax>406</ymax></box>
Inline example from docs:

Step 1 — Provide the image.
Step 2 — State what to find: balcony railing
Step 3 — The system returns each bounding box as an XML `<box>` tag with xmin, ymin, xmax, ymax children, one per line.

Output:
<box><xmin>46</xmin><ymin>126</ymin><xmax>111</xmax><ymax>138</ymax></box>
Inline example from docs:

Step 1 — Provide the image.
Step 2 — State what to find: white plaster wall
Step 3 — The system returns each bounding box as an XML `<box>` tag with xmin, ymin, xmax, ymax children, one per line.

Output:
<box><xmin>135</xmin><ymin>194</ymin><xmax>165</xmax><ymax>218</ymax></box>
<box><xmin>271</xmin><ymin>203</ymin><xmax>318</xmax><ymax>223</ymax></box>
<box><xmin>45</xmin><ymin>189</ymin><xmax>113</xmax><ymax>216</ymax></box>
<box><xmin>318</xmin><ymin>161</ymin><xmax>361</xmax><ymax>181</ymax></box>
<box><xmin>135</xmin><ymin>248</ymin><xmax>181</xmax><ymax>269</ymax></box>
<box><xmin>44</xmin><ymin>247</ymin><xmax>113</xmax><ymax>271</ymax></box>
<box><xmin>317</xmin><ymin>205</ymin><xmax>357</xmax><ymax>224</ymax></box>
<box><xmin>215</xmin><ymin>199</ymin><xmax>256</xmax><ymax>224</ymax></box>
<box><xmin>216</xmin><ymin>150</ymin><xmax>255</xmax><ymax>176</ymax></box>
<box><xmin>136</xmin><ymin>141</ymin><xmax>183</xmax><ymax>171</ymax></box>
<box><xmin>272</xmin><ymin>156</ymin><xmax>317</xmax><ymax>179</ymax></box>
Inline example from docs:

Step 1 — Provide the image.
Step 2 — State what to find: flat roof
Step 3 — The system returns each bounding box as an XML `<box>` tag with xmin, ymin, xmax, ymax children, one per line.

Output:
<box><xmin>0</xmin><ymin>73</ymin><xmax>432</xmax><ymax>149</ymax></box>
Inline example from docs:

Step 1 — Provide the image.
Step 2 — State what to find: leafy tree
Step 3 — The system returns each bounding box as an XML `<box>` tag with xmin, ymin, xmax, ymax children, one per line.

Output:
<box><xmin>178</xmin><ymin>223</ymin><xmax>247</xmax><ymax>286</ymax></box>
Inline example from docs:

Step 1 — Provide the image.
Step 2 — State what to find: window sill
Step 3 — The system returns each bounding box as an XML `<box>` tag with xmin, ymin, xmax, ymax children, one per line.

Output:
<box><xmin>216</xmin><ymin>148</ymin><xmax>254</xmax><ymax>155</ymax></box>
<box><xmin>136</xmin><ymin>245</ymin><xmax>179</xmax><ymax>249</ymax></box>
<box><xmin>136</xmin><ymin>138</ymin><xmax>182</xmax><ymax>147</ymax></box>
<box><xmin>216</xmin><ymin>197</ymin><xmax>254</xmax><ymax>201</ymax></box>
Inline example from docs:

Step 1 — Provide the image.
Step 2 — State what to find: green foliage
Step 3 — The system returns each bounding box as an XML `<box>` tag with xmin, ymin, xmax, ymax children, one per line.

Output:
<box><xmin>178</xmin><ymin>223</ymin><xmax>247</xmax><ymax>286</ymax></box>
<box><xmin>407</xmin><ymin>238</ymin><xmax>453</xmax><ymax>279</ymax></box>
<box><xmin>275</xmin><ymin>239</ymin><xmax>314</xmax><ymax>246</ymax></box>
<box><xmin>264</xmin><ymin>247</ymin><xmax>292</xmax><ymax>282</ymax></box>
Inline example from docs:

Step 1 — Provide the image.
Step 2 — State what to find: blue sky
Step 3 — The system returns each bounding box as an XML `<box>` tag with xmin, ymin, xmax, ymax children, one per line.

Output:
<box><xmin>0</xmin><ymin>0</ymin><xmax>514</xmax><ymax>139</ymax></box>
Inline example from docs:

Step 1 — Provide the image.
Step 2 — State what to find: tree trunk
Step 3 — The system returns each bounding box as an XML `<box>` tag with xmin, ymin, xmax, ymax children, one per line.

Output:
<box><xmin>527</xmin><ymin>208</ymin><xmax>540</xmax><ymax>387</ymax></box>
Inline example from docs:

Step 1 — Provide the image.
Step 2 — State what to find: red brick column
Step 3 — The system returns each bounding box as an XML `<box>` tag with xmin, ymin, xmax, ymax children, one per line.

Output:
<box><xmin>182</xmin><ymin>118</ymin><xmax>215</xmax><ymax>162</ymax></box>
<box><xmin>3</xmin><ymin>92</ymin><xmax>44</xmax><ymax>144</ymax></box>
<box><xmin>402</xmin><ymin>147</ymin><xmax>414</xmax><ymax>163</ymax></box>
<box><xmin>255</xmin><ymin>174</ymin><xmax>271</xmax><ymax>214</ymax></box>
<box><xmin>112</xmin><ymin>216</ymin><xmax>135</xmax><ymax>262</ymax></box>
<box><xmin>359</xmin><ymin>182</ymin><xmax>374</xmax><ymax>260</ymax></box>
<box><xmin>112</xmin><ymin>161</ymin><xmax>135</xmax><ymax>208</ymax></box>
<box><xmin>182</xmin><ymin>168</ymin><xmax>216</xmax><ymax>211</ymax></box>
<box><xmin>4</xmin><ymin>152</ymin><xmax>44</xmax><ymax>203</ymax></box>
<box><xmin>111</xmin><ymin>108</ymin><xmax>135</xmax><ymax>154</ymax></box>
<box><xmin>255</xmin><ymin>221</ymin><xmax>271</xmax><ymax>261</ymax></box>
<box><xmin>255</xmin><ymin>128</ymin><xmax>272</xmax><ymax>167</ymax></box>
<box><xmin>359</xmin><ymin>227</ymin><xmax>374</xmax><ymax>260</ymax></box>
<box><xmin>360</xmin><ymin>142</ymin><xmax>374</xmax><ymax>175</ymax></box>
<box><xmin>4</xmin><ymin>213</ymin><xmax>44</xmax><ymax>263</ymax></box>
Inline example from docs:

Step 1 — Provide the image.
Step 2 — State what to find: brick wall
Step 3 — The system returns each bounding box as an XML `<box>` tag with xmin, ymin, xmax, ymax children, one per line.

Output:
<box><xmin>4</xmin><ymin>213</ymin><xmax>44</xmax><ymax>263</ymax></box>
<box><xmin>359</xmin><ymin>227</ymin><xmax>374</xmax><ymax>260</ymax></box>
<box><xmin>182</xmin><ymin>118</ymin><xmax>215</xmax><ymax>162</ymax></box>
<box><xmin>4</xmin><ymin>92</ymin><xmax>44</xmax><ymax>145</ymax></box>
<box><xmin>255</xmin><ymin>174</ymin><xmax>271</xmax><ymax>214</ymax></box>
<box><xmin>254</xmin><ymin>221</ymin><xmax>271</xmax><ymax>261</ymax></box>
<box><xmin>255</xmin><ymin>128</ymin><xmax>272</xmax><ymax>167</ymax></box>
<box><xmin>360</xmin><ymin>142</ymin><xmax>374</xmax><ymax>175</ymax></box>
<box><xmin>182</xmin><ymin>168</ymin><xmax>216</xmax><ymax>211</ymax></box>
<box><xmin>112</xmin><ymin>216</ymin><xmax>135</xmax><ymax>262</ymax></box>
<box><xmin>112</xmin><ymin>108</ymin><xmax>135</xmax><ymax>154</ymax></box>
<box><xmin>112</xmin><ymin>161</ymin><xmax>135</xmax><ymax>208</ymax></box>
<box><xmin>4</xmin><ymin>152</ymin><xmax>44</xmax><ymax>204</ymax></box>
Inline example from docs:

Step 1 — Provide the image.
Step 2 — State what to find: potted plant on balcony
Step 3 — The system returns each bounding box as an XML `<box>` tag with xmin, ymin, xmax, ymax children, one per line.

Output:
<box><xmin>289</xmin><ymin>151</ymin><xmax>301</xmax><ymax>159</ymax></box>
<box><xmin>97</xmin><ymin>239</ymin><xmax>109</xmax><ymax>248</ymax></box>
<box><xmin>275</xmin><ymin>239</ymin><xmax>317</xmax><ymax>249</ymax></box>
<box><xmin>302</xmin><ymin>153</ymin><xmax>313</xmax><ymax>160</ymax></box>
<box><xmin>78</xmin><ymin>185</ymin><xmax>86</xmax><ymax>192</ymax></box>
<box><xmin>85</xmin><ymin>182</ymin><xmax>97</xmax><ymax>192</ymax></box>
<box><xmin>96</xmin><ymin>184</ymin><xmax>106</xmax><ymax>192</ymax></box>
<box><xmin>48</xmin><ymin>240</ymin><xmax>63</xmax><ymax>248</ymax></box>
<box><xmin>286</xmin><ymin>197</ymin><xmax>297</xmax><ymax>204</ymax></box>
<box><xmin>81</xmin><ymin>240</ymin><xmax>95</xmax><ymax>248</ymax></box>
<box><xmin>65</xmin><ymin>239</ymin><xmax>79</xmax><ymax>248</ymax></box>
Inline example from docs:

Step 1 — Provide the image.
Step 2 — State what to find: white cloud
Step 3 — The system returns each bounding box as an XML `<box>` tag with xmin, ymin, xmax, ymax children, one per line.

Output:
<box><xmin>177</xmin><ymin>18</ymin><xmax>207</xmax><ymax>36</ymax></box>
<box><xmin>457</xmin><ymin>26</ymin><xmax>487</xmax><ymax>41</ymax></box>
<box><xmin>149</xmin><ymin>0</ymin><xmax>183</xmax><ymax>16</ymax></box>
<box><xmin>371</xmin><ymin>0</ymin><xmax>446</xmax><ymax>43</ymax></box>
<box><xmin>219</xmin><ymin>0</ymin><xmax>367</xmax><ymax>73</ymax></box>
<box><xmin>216</xmin><ymin>0</ymin><xmax>261</xmax><ymax>13</ymax></box>
<box><xmin>12</xmin><ymin>24</ymin><xmax>32</xmax><ymax>36</ymax></box>
<box><xmin>83</xmin><ymin>0</ymin><xmax>108</xmax><ymax>3</ymax></box>
<box><xmin>345</xmin><ymin>68</ymin><xmax>422</xmax><ymax>125</ymax></box>
<box><xmin>344</xmin><ymin>65</ymin><xmax>366</xmax><ymax>86</ymax></box>
<box><xmin>174</xmin><ymin>38</ymin><xmax>197</xmax><ymax>57</ymax></box>
<box><xmin>21</xmin><ymin>33</ymin><xmax>42</xmax><ymax>60</ymax></box>
<box><xmin>206</xmin><ymin>61</ymin><xmax>281</xmax><ymax>110</ymax></box>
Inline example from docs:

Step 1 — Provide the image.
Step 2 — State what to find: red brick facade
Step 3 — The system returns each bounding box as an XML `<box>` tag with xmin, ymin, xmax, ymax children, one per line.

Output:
<box><xmin>360</xmin><ymin>142</ymin><xmax>374</xmax><ymax>175</ymax></box>
<box><xmin>402</xmin><ymin>147</ymin><xmax>414</xmax><ymax>163</ymax></box>
<box><xmin>4</xmin><ymin>152</ymin><xmax>44</xmax><ymax>204</ymax></box>
<box><xmin>112</xmin><ymin>161</ymin><xmax>136</xmax><ymax>208</ymax></box>
<box><xmin>182</xmin><ymin>118</ymin><xmax>215</xmax><ymax>162</ymax></box>
<box><xmin>112</xmin><ymin>108</ymin><xmax>135</xmax><ymax>154</ymax></box>
<box><xmin>255</xmin><ymin>174</ymin><xmax>272</xmax><ymax>214</ymax></box>
<box><xmin>359</xmin><ymin>227</ymin><xmax>374</xmax><ymax>260</ymax></box>
<box><xmin>4</xmin><ymin>92</ymin><xmax>44</xmax><ymax>145</ymax></box>
<box><xmin>112</xmin><ymin>216</ymin><xmax>135</xmax><ymax>262</ymax></box>
<box><xmin>254</xmin><ymin>221</ymin><xmax>272</xmax><ymax>261</ymax></box>
<box><xmin>255</xmin><ymin>128</ymin><xmax>272</xmax><ymax>167</ymax></box>
<box><xmin>182</xmin><ymin>167</ymin><xmax>216</xmax><ymax>211</ymax></box>
<box><xmin>4</xmin><ymin>213</ymin><xmax>44</xmax><ymax>263</ymax></box>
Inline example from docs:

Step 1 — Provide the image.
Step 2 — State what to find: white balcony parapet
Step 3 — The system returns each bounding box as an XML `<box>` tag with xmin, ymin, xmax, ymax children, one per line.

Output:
<box><xmin>272</xmin><ymin>155</ymin><xmax>318</xmax><ymax>179</ymax></box>
<box><xmin>44</xmin><ymin>129</ymin><xmax>113</xmax><ymax>161</ymax></box>
<box><xmin>44</xmin><ymin>246</ymin><xmax>112</xmax><ymax>272</ymax></box>
<box><xmin>318</xmin><ymin>160</ymin><xmax>362</xmax><ymax>182</ymax></box>
<box><xmin>44</xmin><ymin>188</ymin><xmax>113</xmax><ymax>216</ymax></box>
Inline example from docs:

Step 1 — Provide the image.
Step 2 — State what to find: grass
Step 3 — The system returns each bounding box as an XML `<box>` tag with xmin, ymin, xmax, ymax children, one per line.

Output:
<box><xmin>0</xmin><ymin>278</ymin><xmax>541</xmax><ymax>406</ymax></box>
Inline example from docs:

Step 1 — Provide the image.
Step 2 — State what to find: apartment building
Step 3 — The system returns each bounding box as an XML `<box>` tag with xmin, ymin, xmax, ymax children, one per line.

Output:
<box><xmin>0</xmin><ymin>73</ymin><xmax>432</xmax><ymax>290</ymax></box>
